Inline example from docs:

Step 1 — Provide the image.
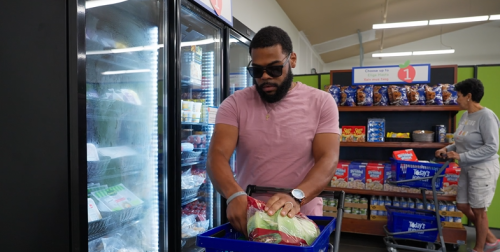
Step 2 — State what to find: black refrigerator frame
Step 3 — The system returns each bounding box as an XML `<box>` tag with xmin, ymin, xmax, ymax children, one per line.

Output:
<box><xmin>1</xmin><ymin>0</ymin><xmax>248</xmax><ymax>250</ymax></box>
<box><xmin>219</xmin><ymin>17</ymin><xmax>255</xmax><ymax>224</ymax></box>
<box><xmin>71</xmin><ymin>0</ymin><xmax>181</xmax><ymax>251</ymax></box>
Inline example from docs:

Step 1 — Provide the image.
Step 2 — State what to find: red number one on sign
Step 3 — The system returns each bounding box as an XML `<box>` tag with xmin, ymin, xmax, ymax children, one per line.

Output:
<box><xmin>210</xmin><ymin>0</ymin><xmax>223</xmax><ymax>16</ymax></box>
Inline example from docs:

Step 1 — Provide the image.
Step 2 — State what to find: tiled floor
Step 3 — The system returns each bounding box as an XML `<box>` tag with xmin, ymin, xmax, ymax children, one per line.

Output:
<box><xmin>332</xmin><ymin>227</ymin><xmax>500</xmax><ymax>252</ymax></box>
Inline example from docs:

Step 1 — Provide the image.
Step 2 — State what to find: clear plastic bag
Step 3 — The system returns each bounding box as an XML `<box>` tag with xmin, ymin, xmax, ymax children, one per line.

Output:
<box><xmin>246</xmin><ymin>196</ymin><xmax>320</xmax><ymax>246</ymax></box>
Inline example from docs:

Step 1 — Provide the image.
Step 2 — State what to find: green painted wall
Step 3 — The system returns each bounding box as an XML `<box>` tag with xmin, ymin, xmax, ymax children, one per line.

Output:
<box><xmin>293</xmin><ymin>75</ymin><xmax>319</xmax><ymax>89</ymax></box>
<box><xmin>456</xmin><ymin>66</ymin><xmax>500</xmax><ymax>228</ymax></box>
<box><xmin>321</xmin><ymin>73</ymin><xmax>331</xmax><ymax>91</ymax></box>
<box><xmin>477</xmin><ymin>66</ymin><xmax>500</xmax><ymax>228</ymax></box>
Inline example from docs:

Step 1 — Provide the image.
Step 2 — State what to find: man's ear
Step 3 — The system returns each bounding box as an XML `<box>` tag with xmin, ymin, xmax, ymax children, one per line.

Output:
<box><xmin>289</xmin><ymin>52</ymin><xmax>297</xmax><ymax>68</ymax></box>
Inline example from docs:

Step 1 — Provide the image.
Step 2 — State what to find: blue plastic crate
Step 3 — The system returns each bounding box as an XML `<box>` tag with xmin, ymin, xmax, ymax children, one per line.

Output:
<box><xmin>386</xmin><ymin>206</ymin><xmax>445</xmax><ymax>243</ymax></box>
<box><xmin>390</xmin><ymin>158</ymin><xmax>446</xmax><ymax>190</ymax></box>
<box><xmin>196</xmin><ymin>216</ymin><xmax>336</xmax><ymax>252</ymax></box>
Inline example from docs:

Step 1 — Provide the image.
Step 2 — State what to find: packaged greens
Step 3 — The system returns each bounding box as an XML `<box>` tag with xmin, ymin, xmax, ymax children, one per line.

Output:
<box><xmin>246</xmin><ymin>196</ymin><xmax>320</xmax><ymax>246</ymax></box>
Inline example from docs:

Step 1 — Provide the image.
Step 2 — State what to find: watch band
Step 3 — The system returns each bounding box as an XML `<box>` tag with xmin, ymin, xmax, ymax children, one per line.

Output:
<box><xmin>226</xmin><ymin>191</ymin><xmax>247</xmax><ymax>205</ymax></box>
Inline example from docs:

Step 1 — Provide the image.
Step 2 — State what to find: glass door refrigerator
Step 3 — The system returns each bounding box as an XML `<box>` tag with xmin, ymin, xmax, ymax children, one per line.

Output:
<box><xmin>226</xmin><ymin>17</ymin><xmax>255</xmax><ymax>96</ymax></box>
<box><xmin>178</xmin><ymin>0</ymin><xmax>224</xmax><ymax>251</ymax></box>
<box><xmin>83</xmin><ymin>0</ymin><xmax>166</xmax><ymax>251</ymax></box>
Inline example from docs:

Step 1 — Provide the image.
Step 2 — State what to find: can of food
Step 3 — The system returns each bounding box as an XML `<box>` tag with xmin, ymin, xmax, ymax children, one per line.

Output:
<box><xmin>393</xmin><ymin>197</ymin><xmax>400</xmax><ymax>207</ymax></box>
<box><xmin>445</xmin><ymin>133</ymin><xmax>454</xmax><ymax>143</ymax></box>
<box><xmin>323</xmin><ymin>198</ymin><xmax>329</xmax><ymax>206</ymax></box>
<box><xmin>360</xmin><ymin>208</ymin><xmax>367</xmax><ymax>215</ymax></box>
<box><xmin>454</xmin><ymin>217</ymin><xmax>462</xmax><ymax>223</ymax></box>
<box><xmin>445</xmin><ymin>216</ymin><xmax>454</xmax><ymax>222</ymax></box>
<box><xmin>370</xmin><ymin>196</ymin><xmax>379</xmax><ymax>206</ymax></box>
<box><xmin>439</xmin><ymin>201</ymin><xmax>447</xmax><ymax>211</ymax></box>
<box><xmin>371</xmin><ymin>210</ymin><xmax>378</xmax><ymax>216</ymax></box>
<box><xmin>345</xmin><ymin>207</ymin><xmax>352</xmax><ymax>214</ymax></box>
<box><xmin>352</xmin><ymin>208</ymin><xmax>360</xmax><ymax>214</ymax></box>
<box><xmin>435</xmin><ymin>125</ymin><xmax>446</xmax><ymax>143</ymax></box>
<box><xmin>447</xmin><ymin>202</ymin><xmax>456</xmax><ymax>212</ymax></box>
<box><xmin>360</xmin><ymin>197</ymin><xmax>368</xmax><ymax>204</ymax></box>
<box><xmin>353</xmin><ymin>197</ymin><xmax>360</xmax><ymax>204</ymax></box>
<box><xmin>328</xmin><ymin>198</ymin><xmax>336</xmax><ymax>207</ymax></box>
<box><xmin>416</xmin><ymin>201</ymin><xmax>424</xmax><ymax>210</ymax></box>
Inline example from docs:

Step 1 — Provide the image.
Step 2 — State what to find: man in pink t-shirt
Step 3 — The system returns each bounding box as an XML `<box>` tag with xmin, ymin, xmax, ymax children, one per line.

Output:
<box><xmin>207</xmin><ymin>26</ymin><xmax>340</xmax><ymax>237</ymax></box>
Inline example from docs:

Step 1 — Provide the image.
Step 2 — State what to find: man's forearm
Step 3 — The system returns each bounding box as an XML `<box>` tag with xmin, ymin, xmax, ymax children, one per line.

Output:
<box><xmin>206</xmin><ymin>153</ymin><xmax>244</xmax><ymax>199</ymax></box>
<box><xmin>296</xmin><ymin>155</ymin><xmax>337</xmax><ymax>205</ymax></box>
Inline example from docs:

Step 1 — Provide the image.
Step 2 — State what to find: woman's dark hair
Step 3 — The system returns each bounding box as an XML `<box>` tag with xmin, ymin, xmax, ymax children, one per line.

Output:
<box><xmin>454</xmin><ymin>78</ymin><xmax>484</xmax><ymax>103</ymax></box>
<box><xmin>249</xmin><ymin>26</ymin><xmax>293</xmax><ymax>56</ymax></box>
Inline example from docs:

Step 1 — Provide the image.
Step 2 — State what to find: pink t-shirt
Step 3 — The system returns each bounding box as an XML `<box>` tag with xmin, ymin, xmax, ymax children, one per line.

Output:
<box><xmin>215</xmin><ymin>82</ymin><xmax>340</xmax><ymax>215</ymax></box>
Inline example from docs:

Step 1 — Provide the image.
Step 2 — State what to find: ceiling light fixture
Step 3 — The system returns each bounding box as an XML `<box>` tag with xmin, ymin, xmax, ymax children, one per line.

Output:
<box><xmin>373</xmin><ymin>14</ymin><xmax>495</xmax><ymax>29</ymax></box>
<box><xmin>86</xmin><ymin>0</ymin><xmax>127</xmax><ymax>9</ymax></box>
<box><xmin>102</xmin><ymin>69</ymin><xmax>151</xmax><ymax>75</ymax></box>
<box><xmin>429</xmin><ymin>15</ymin><xmax>489</xmax><ymax>25</ymax></box>
<box><xmin>373</xmin><ymin>20</ymin><xmax>428</xmax><ymax>29</ymax></box>
<box><xmin>372</xmin><ymin>52</ymin><xmax>412</xmax><ymax>57</ymax></box>
<box><xmin>489</xmin><ymin>14</ymin><xmax>500</xmax><ymax>20</ymax></box>
<box><xmin>372</xmin><ymin>49</ymin><xmax>455</xmax><ymax>58</ymax></box>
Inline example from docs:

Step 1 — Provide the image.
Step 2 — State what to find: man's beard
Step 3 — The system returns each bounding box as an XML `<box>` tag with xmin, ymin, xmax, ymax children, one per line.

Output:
<box><xmin>254</xmin><ymin>67</ymin><xmax>294</xmax><ymax>103</ymax></box>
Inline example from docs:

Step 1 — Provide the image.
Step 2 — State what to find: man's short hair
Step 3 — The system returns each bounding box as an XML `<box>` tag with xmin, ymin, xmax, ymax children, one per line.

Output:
<box><xmin>249</xmin><ymin>26</ymin><xmax>293</xmax><ymax>56</ymax></box>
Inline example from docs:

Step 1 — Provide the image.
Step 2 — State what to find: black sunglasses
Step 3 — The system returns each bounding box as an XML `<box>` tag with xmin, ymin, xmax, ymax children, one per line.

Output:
<box><xmin>246</xmin><ymin>54</ymin><xmax>291</xmax><ymax>78</ymax></box>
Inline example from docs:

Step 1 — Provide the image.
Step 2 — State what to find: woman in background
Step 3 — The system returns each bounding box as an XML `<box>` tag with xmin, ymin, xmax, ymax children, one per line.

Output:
<box><xmin>436</xmin><ymin>78</ymin><xmax>500</xmax><ymax>252</ymax></box>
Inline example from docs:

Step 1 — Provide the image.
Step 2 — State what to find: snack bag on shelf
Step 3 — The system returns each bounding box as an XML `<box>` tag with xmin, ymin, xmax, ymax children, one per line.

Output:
<box><xmin>373</xmin><ymin>86</ymin><xmax>389</xmax><ymax>106</ymax></box>
<box><xmin>328</xmin><ymin>85</ymin><xmax>341</xmax><ymax>105</ymax></box>
<box><xmin>388</xmin><ymin>85</ymin><xmax>409</xmax><ymax>106</ymax></box>
<box><xmin>341</xmin><ymin>126</ymin><xmax>354</xmax><ymax>142</ymax></box>
<box><xmin>425</xmin><ymin>84</ymin><xmax>444</xmax><ymax>105</ymax></box>
<box><xmin>365</xmin><ymin>164</ymin><xmax>384</xmax><ymax>191</ymax></box>
<box><xmin>247</xmin><ymin>196</ymin><xmax>320</xmax><ymax>246</ymax></box>
<box><xmin>408</xmin><ymin>84</ymin><xmax>426</xmax><ymax>105</ymax></box>
<box><xmin>340</xmin><ymin>86</ymin><xmax>357</xmax><ymax>106</ymax></box>
<box><xmin>356</xmin><ymin>85</ymin><xmax>373</xmax><ymax>106</ymax></box>
<box><xmin>441</xmin><ymin>84</ymin><xmax>458</xmax><ymax>105</ymax></box>
<box><xmin>392</xmin><ymin>149</ymin><xmax>418</xmax><ymax>161</ymax></box>
<box><xmin>347</xmin><ymin>163</ymin><xmax>366</xmax><ymax>189</ymax></box>
<box><xmin>352</xmin><ymin>126</ymin><xmax>366</xmax><ymax>142</ymax></box>
<box><xmin>331</xmin><ymin>162</ymin><xmax>349</xmax><ymax>188</ymax></box>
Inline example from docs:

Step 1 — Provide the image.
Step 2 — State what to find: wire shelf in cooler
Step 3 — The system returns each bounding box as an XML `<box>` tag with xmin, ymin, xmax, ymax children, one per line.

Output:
<box><xmin>87</xmin><ymin>168</ymin><xmax>142</xmax><ymax>183</ymax></box>
<box><xmin>88</xmin><ymin>215</ymin><xmax>113</xmax><ymax>241</ymax></box>
<box><xmin>182</xmin><ymin>122</ymin><xmax>210</xmax><ymax>126</ymax></box>
<box><xmin>87</xmin><ymin>157</ymin><xmax>111</xmax><ymax>181</ymax></box>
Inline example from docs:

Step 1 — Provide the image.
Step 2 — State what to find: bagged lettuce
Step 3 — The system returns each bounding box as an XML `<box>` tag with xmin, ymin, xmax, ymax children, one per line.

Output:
<box><xmin>246</xmin><ymin>196</ymin><xmax>320</xmax><ymax>246</ymax></box>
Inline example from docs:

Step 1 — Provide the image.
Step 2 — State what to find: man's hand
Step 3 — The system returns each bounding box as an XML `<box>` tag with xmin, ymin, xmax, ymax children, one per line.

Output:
<box><xmin>435</xmin><ymin>148</ymin><xmax>447</xmax><ymax>158</ymax></box>
<box><xmin>446</xmin><ymin>151</ymin><xmax>460</xmax><ymax>160</ymax></box>
<box><xmin>227</xmin><ymin>195</ymin><xmax>248</xmax><ymax>237</ymax></box>
<box><xmin>264</xmin><ymin>193</ymin><xmax>301</xmax><ymax>218</ymax></box>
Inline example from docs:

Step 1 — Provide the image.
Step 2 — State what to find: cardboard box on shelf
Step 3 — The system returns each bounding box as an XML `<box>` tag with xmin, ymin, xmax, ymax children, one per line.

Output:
<box><xmin>347</xmin><ymin>163</ymin><xmax>366</xmax><ymax>189</ymax></box>
<box><xmin>392</xmin><ymin>149</ymin><xmax>418</xmax><ymax>161</ymax></box>
<box><xmin>352</xmin><ymin>126</ymin><xmax>366</xmax><ymax>142</ymax></box>
<box><xmin>442</xmin><ymin>163</ymin><xmax>460</xmax><ymax>195</ymax></box>
<box><xmin>341</xmin><ymin>126</ymin><xmax>354</xmax><ymax>142</ymax></box>
<box><xmin>331</xmin><ymin>162</ymin><xmax>349</xmax><ymax>188</ymax></box>
<box><xmin>366</xmin><ymin>164</ymin><xmax>385</xmax><ymax>191</ymax></box>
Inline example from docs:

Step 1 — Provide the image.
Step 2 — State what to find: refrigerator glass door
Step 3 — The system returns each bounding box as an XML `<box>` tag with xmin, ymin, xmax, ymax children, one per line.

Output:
<box><xmin>179</xmin><ymin>5</ymin><xmax>222</xmax><ymax>251</ymax></box>
<box><xmin>85</xmin><ymin>1</ymin><xmax>162</xmax><ymax>251</ymax></box>
<box><xmin>229</xmin><ymin>32</ymin><xmax>252</xmax><ymax>95</ymax></box>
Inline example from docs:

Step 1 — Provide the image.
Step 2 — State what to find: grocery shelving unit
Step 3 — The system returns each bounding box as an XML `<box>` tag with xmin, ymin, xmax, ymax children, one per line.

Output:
<box><xmin>330</xmin><ymin>65</ymin><xmax>467</xmax><ymax>246</ymax></box>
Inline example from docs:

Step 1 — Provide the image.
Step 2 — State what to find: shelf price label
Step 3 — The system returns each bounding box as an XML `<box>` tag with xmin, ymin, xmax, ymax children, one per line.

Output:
<box><xmin>352</xmin><ymin>62</ymin><xmax>430</xmax><ymax>85</ymax></box>
<box><xmin>207</xmin><ymin>107</ymin><xmax>218</xmax><ymax>125</ymax></box>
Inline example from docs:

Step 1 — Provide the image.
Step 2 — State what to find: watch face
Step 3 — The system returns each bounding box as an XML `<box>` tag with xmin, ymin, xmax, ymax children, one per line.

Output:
<box><xmin>292</xmin><ymin>189</ymin><xmax>305</xmax><ymax>199</ymax></box>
